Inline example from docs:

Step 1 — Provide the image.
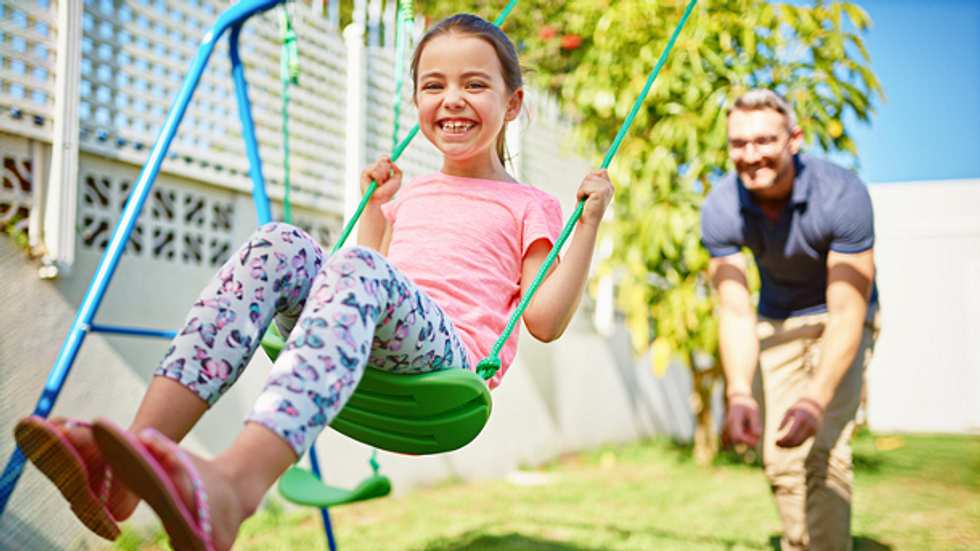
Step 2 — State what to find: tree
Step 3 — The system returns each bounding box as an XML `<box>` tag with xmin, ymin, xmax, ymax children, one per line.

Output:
<box><xmin>423</xmin><ymin>0</ymin><xmax>883</xmax><ymax>463</ymax></box>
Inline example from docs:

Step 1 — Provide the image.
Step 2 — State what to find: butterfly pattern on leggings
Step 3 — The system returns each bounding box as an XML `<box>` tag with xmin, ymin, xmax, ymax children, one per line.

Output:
<box><xmin>154</xmin><ymin>222</ymin><xmax>473</xmax><ymax>456</ymax></box>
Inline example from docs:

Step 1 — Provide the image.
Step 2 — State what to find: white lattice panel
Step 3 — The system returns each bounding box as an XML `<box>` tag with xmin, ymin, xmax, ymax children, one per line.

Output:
<box><xmin>75</xmin><ymin>153</ymin><xmax>338</xmax><ymax>268</ymax></box>
<box><xmin>77</xmin><ymin>0</ymin><xmax>346</xmax><ymax>214</ymax></box>
<box><xmin>0</xmin><ymin>0</ymin><xmax>57</xmax><ymax>141</ymax></box>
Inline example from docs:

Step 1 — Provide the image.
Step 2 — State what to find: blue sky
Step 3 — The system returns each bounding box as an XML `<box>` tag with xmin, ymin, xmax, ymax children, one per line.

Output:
<box><xmin>811</xmin><ymin>0</ymin><xmax>980</xmax><ymax>184</ymax></box>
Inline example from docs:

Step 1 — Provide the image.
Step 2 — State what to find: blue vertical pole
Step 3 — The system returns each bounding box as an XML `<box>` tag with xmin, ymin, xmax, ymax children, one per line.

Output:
<box><xmin>0</xmin><ymin>0</ymin><xmax>286</xmax><ymax>519</ymax></box>
<box><xmin>229</xmin><ymin>24</ymin><xmax>272</xmax><ymax>224</ymax></box>
<box><xmin>309</xmin><ymin>446</ymin><xmax>339</xmax><ymax>551</ymax></box>
<box><xmin>228</xmin><ymin>16</ymin><xmax>337</xmax><ymax>551</ymax></box>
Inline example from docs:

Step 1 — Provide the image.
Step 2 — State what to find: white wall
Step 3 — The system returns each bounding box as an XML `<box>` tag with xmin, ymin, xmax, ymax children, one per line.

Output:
<box><xmin>866</xmin><ymin>179</ymin><xmax>980</xmax><ymax>434</ymax></box>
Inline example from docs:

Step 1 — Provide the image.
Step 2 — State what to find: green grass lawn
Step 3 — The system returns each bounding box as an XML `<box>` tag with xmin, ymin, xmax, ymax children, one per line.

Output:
<box><xmin>110</xmin><ymin>432</ymin><xmax>980</xmax><ymax>551</ymax></box>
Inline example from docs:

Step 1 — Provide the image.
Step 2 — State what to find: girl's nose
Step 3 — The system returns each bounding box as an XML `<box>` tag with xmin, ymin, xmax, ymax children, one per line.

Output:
<box><xmin>443</xmin><ymin>87</ymin><xmax>465</xmax><ymax>109</ymax></box>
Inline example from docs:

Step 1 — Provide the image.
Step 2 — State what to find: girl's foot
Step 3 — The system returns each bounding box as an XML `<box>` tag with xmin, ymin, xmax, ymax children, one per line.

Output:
<box><xmin>92</xmin><ymin>419</ymin><xmax>246</xmax><ymax>551</ymax></box>
<box><xmin>140</xmin><ymin>428</ymin><xmax>247</xmax><ymax>551</ymax></box>
<box><xmin>52</xmin><ymin>417</ymin><xmax>142</xmax><ymax>521</ymax></box>
<box><xmin>14</xmin><ymin>416</ymin><xmax>140</xmax><ymax>539</ymax></box>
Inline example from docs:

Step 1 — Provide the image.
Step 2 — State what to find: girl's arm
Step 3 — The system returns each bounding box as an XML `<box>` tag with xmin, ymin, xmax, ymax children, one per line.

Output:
<box><xmin>521</xmin><ymin>170</ymin><xmax>614</xmax><ymax>342</ymax></box>
<box><xmin>357</xmin><ymin>204</ymin><xmax>388</xmax><ymax>252</ymax></box>
<box><xmin>356</xmin><ymin>157</ymin><xmax>401</xmax><ymax>253</ymax></box>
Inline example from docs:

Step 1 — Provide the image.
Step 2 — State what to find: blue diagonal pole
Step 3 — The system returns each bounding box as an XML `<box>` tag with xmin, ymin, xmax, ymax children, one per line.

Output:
<box><xmin>0</xmin><ymin>0</ymin><xmax>286</xmax><ymax>518</ymax></box>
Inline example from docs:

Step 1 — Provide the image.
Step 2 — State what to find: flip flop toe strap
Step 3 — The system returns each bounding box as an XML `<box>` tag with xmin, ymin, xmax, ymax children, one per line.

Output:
<box><xmin>152</xmin><ymin>435</ymin><xmax>213</xmax><ymax>545</ymax></box>
<box><xmin>64</xmin><ymin>419</ymin><xmax>115</xmax><ymax>507</ymax></box>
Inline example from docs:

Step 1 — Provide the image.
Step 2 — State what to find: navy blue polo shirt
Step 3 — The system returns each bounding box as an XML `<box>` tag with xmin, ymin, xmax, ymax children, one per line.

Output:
<box><xmin>700</xmin><ymin>154</ymin><xmax>878</xmax><ymax>319</ymax></box>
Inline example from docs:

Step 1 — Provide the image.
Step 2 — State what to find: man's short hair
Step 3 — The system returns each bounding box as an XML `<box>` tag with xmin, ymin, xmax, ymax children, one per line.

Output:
<box><xmin>728</xmin><ymin>89</ymin><xmax>798</xmax><ymax>130</ymax></box>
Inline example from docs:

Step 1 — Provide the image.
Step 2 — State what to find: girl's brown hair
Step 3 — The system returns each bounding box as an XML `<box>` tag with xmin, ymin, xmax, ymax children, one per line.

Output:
<box><xmin>410</xmin><ymin>14</ymin><xmax>523</xmax><ymax>166</ymax></box>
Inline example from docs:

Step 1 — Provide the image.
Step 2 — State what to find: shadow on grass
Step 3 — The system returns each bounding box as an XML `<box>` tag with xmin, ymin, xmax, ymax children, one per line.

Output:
<box><xmin>411</xmin><ymin>520</ymin><xmax>773</xmax><ymax>551</ymax></box>
<box><xmin>852</xmin><ymin>450</ymin><xmax>885</xmax><ymax>473</ymax></box>
<box><xmin>666</xmin><ymin>439</ymin><xmax>764</xmax><ymax>470</ymax></box>
<box><xmin>850</xmin><ymin>428</ymin><xmax>886</xmax><ymax>474</ymax></box>
<box><xmin>416</xmin><ymin>532</ymin><xmax>604</xmax><ymax>551</ymax></box>
<box><xmin>667</xmin><ymin>429</ymin><xmax>900</xmax><ymax>474</ymax></box>
<box><xmin>529</xmin><ymin>516</ymin><xmax>771</xmax><ymax>550</ymax></box>
<box><xmin>768</xmin><ymin>535</ymin><xmax>893</xmax><ymax>550</ymax></box>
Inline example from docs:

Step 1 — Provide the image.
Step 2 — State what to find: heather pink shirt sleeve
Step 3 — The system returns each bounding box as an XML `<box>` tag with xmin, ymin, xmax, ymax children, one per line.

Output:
<box><xmin>522</xmin><ymin>194</ymin><xmax>564</xmax><ymax>257</ymax></box>
<box><xmin>380</xmin><ymin>193</ymin><xmax>401</xmax><ymax>226</ymax></box>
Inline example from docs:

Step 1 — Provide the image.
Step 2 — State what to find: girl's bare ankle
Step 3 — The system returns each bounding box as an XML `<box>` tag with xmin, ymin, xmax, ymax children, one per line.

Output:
<box><xmin>212</xmin><ymin>459</ymin><xmax>262</xmax><ymax>518</ymax></box>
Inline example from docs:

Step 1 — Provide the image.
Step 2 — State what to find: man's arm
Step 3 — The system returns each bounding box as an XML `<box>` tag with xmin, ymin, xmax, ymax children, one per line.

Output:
<box><xmin>810</xmin><ymin>249</ymin><xmax>875</xmax><ymax>405</ymax></box>
<box><xmin>776</xmin><ymin>248</ymin><xmax>874</xmax><ymax>447</ymax></box>
<box><xmin>709</xmin><ymin>252</ymin><xmax>763</xmax><ymax>446</ymax></box>
<box><xmin>709</xmin><ymin>253</ymin><xmax>759</xmax><ymax>396</ymax></box>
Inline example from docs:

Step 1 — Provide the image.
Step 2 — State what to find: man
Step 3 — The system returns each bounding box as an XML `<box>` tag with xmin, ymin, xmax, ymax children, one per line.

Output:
<box><xmin>701</xmin><ymin>89</ymin><xmax>880</xmax><ymax>551</ymax></box>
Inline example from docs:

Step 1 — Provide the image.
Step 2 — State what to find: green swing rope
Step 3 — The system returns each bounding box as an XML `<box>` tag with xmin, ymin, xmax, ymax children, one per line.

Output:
<box><xmin>391</xmin><ymin>0</ymin><xmax>413</xmax><ymax>150</ymax></box>
<box><xmin>475</xmin><ymin>0</ymin><xmax>699</xmax><ymax>378</ymax></box>
<box><xmin>279</xmin><ymin>7</ymin><xmax>299</xmax><ymax>224</ymax></box>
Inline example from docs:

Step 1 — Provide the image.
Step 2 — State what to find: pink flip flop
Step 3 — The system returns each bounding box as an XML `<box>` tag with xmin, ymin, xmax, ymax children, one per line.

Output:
<box><xmin>91</xmin><ymin>418</ymin><xmax>214</xmax><ymax>551</ymax></box>
<box><xmin>14</xmin><ymin>416</ymin><xmax>120</xmax><ymax>540</ymax></box>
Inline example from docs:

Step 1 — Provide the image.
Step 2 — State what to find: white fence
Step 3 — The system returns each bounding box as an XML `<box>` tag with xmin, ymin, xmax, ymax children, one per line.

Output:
<box><xmin>866</xmin><ymin>179</ymin><xmax>980</xmax><ymax>434</ymax></box>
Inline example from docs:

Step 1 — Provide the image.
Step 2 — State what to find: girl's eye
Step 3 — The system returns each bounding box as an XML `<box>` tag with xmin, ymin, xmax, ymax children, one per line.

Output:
<box><xmin>421</xmin><ymin>82</ymin><xmax>443</xmax><ymax>91</ymax></box>
<box><xmin>466</xmin><ymin>81</ymin><xmax>487</xmax><ymax>90</ymax></box>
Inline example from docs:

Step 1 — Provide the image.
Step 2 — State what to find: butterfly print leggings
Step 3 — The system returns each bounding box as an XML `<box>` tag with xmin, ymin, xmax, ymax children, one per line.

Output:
<box><xmin>155</xmin><ymin>222</ymin><xmax>472</xmax><ymax>456</ymax></box>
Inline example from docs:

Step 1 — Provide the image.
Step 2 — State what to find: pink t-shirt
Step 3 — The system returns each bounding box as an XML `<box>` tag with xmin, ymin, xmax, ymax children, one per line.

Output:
<box><xmin>381</xmin><ymin>173</ymin><xmax>563</xmax><ymax>389</ymax></box>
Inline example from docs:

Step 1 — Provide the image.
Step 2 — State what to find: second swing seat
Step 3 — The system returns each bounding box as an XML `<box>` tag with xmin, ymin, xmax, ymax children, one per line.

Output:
<box><xmin>277</xmin><ymin>466</ymin><xmax>391</xmax><ymax>508</ymax></box>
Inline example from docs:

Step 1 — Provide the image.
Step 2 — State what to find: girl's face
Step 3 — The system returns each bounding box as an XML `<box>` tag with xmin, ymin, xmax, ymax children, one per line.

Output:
<box><xmin>415</xmin><ymin>34</ymin><xmax>523</xmax><ymax>166</ymax></box>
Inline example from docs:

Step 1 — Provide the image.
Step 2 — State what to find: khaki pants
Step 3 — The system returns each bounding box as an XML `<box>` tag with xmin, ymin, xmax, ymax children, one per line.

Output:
<box><xmin>753</xmin><ymin>308</ymin><xmax>880</xmax><ymax>551</ymax></box>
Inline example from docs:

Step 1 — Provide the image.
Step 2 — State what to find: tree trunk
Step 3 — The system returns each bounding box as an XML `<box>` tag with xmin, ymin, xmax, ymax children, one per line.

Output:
<box><xmin>691</xmin><ymin>357</ymin><xmax>719</xmax><ymax>466</ymax></box>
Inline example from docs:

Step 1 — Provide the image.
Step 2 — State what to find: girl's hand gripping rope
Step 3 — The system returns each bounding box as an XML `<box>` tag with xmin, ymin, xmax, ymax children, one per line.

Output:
<box><xmin>576</xmin><ymin>169</ymin><xmax>615</xmax><ymax>227</ymax></box>
<box><xmin>361</xmin><ymin>156</ymin><xmax>402</xmax><ymax>204</ymax></box>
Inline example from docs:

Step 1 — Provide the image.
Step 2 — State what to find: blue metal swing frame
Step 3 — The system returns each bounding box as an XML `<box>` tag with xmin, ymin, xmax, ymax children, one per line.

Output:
<box><xmin>0</xmin><ymin>1</ymin><xmax>339</xmax><ymax>548</ymax></box>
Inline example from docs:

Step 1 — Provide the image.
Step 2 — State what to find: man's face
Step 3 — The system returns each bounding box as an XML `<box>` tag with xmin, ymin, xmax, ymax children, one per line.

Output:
<box><xmin>727</xmin><ymin>108</ymin><xmax>802</xmax><ymax>194</ymax></box>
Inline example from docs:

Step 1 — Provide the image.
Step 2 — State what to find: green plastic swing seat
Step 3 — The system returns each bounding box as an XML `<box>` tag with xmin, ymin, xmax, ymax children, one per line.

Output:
<box><xmin>277</xmin><ymin>465</ymin><xmax>391</xmax><ymax>508</ymax></box>
<box><xmin>260</xmin><ymin>323</ymin><xmax>493</xmax><ymax>455</ymax></box>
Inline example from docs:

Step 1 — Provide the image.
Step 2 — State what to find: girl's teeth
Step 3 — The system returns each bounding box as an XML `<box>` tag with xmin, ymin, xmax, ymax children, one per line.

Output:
<box><xmin>442</xmin><ymin>121</ymin><xmax>473</xmax><ymax>132</ymax></box>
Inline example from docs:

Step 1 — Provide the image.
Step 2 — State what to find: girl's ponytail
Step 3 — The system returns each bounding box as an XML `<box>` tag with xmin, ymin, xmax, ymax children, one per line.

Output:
<box><xmin>495</xmin><ymin>130</ymin><xmax>507</xmax><ymax>167</ymax></box>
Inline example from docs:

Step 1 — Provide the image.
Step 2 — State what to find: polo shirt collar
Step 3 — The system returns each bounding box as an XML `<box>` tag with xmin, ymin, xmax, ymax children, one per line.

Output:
<box><xmin>789</xmin><ymin>154</ymin><xmax>811</xmax><ymax>206</ymax></box>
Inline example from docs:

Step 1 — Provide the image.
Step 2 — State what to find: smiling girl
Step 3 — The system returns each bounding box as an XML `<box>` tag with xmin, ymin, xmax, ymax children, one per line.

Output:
<box><xmin>15</xmin><ymin>13</ymin><xmax>613</xmax><ymax>551</ymax></box>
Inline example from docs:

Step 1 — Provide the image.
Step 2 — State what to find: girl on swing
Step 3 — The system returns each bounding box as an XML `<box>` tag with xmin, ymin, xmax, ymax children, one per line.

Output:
<box><xmin>16</xmin><ymin>13</ymin><xmax>613</xmax><ymax>551</ymax></box>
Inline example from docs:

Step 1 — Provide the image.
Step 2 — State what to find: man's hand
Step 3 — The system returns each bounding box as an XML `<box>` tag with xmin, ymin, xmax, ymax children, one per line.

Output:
<box><xmin>724</xmin><ymin>393</ymin><xmax>763</xmax><ymax>447</ymax></box>
<box><xmin>775</xmin><ymin>398</ymin><xmax>824</xmax><ymax>448</ymax></box>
